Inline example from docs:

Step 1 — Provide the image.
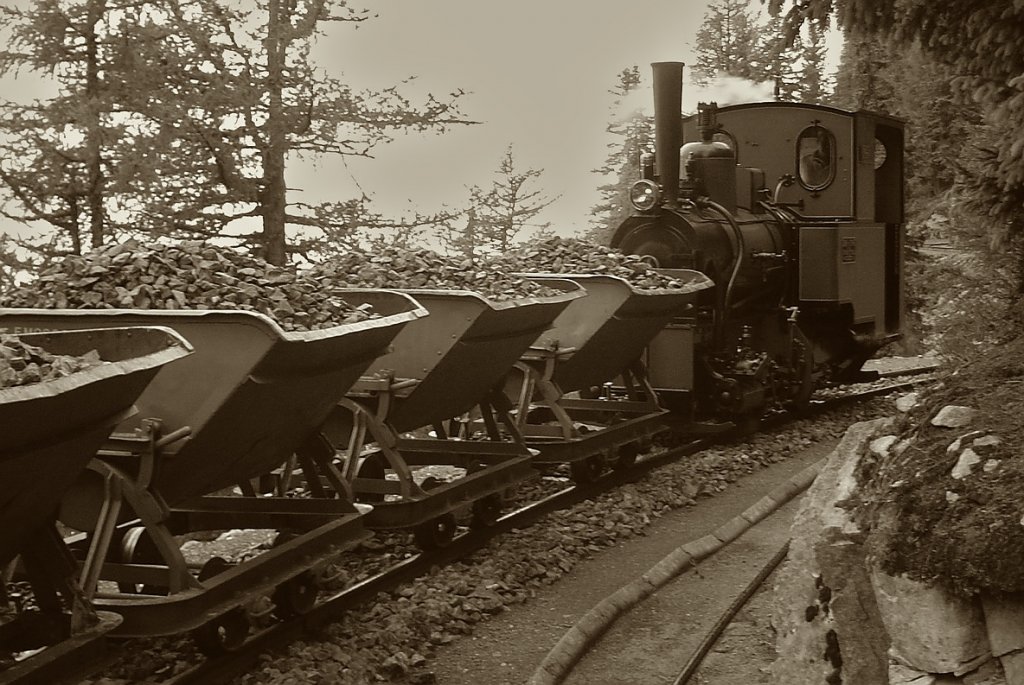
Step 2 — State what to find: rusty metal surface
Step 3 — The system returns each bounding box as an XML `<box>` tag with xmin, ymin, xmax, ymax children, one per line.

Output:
<box><xmin>97</xmin><ymin>512</ymin><xmax>368</xmax><ymax>637</ymax></box>
<box><xmin>0</xmin><ymin>610</ymin><xmax>122</xmax><ymax>685</ymax></box>
<box><xmin>0</xmin><ymin>326</ymin><xmax>191</xmax><ymax>567</ymax></box>
<box><xmin>361</xmin><ymin>285</ymin><xmax>583</xmax><ymax>433</ymax></box>
<box><xmin>360</xmin><ymin>452</ymin><xmax>536</xmax><ymax>530</ymax></box>
<box><xmin>0</xmin><ymin>291</ymin><xmax>425</xmax><ymax>504</ymax></box>
<box><xmin>525</xmin><ymin>404</ymin><xmax>670</xmax><ymax>464</ymax></box>
<box><xmin>523</xmin><ymin>271</ymin><xmax>710</xmax><ymax>393</ymax></box>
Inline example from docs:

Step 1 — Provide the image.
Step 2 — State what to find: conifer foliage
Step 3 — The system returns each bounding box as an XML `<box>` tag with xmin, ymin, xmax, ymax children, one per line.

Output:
<box><xmin>771</xmin><ymin>0</ymin><xmax>1024</xmax><ymax>241</ymax></box>
<box><xmin>588</xmin><ymin>66</ymin><xmax>653</xmax><ymax>243</ymax></box>
<box><xmin>0</xmin><ymin>0</ymin><xmax>470</xmax><ymax>264</ymax></box>
<box><xmin>443</xmin><ymin>146</ymin><xmax>556</xmax><ymax>258</ymax></box>
<box><xmin>692</xmin><ymin>0</ymin><xmax>829</xmax><ymax>102</ymax></box>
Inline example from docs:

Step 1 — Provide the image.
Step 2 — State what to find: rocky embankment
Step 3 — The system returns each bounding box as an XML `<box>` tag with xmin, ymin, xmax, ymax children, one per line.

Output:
<box><xmin>773</xmin><ymin>353</ymin><xmax>1024</xmax><ymax>685</ymax></box>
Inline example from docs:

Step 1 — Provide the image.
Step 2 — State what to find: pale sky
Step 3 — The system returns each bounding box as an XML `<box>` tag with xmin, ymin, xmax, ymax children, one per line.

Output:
<box><xmin>1</xmin><ymin>0</ymin><xmax>839</xmax><ymax>245</ymax></box>
<box><xmin>303</xmin><ymin>0</ymin><xmax>795</xmax><ymax>239</ymax></box>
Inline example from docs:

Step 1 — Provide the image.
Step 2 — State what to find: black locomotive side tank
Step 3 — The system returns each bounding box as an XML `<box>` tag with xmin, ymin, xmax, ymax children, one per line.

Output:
<box><xmin>612</xmin><ymin>206</ymin><xmax>787</xmax><ymax>312</ymax></box>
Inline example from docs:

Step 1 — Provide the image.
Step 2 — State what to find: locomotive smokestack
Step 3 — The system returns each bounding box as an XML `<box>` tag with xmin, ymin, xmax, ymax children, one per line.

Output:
<box><xmin>651</xmin><ymin>61</ymin><xmax>684</xmax><ymax>207</ymax></box>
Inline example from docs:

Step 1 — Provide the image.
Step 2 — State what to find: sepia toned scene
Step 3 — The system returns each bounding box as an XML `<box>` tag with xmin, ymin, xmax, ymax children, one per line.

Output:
<box><xmin>1</xmin><ymin>1</ymin><xmax>1022</xmax><ymax>684</ymax></box>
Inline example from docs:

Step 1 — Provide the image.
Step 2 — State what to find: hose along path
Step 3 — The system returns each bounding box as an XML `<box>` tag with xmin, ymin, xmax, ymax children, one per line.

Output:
<box><xmin>526</xmin><ymin>458</ymin><xmax>824</xmax><ymax>685</ymax></box>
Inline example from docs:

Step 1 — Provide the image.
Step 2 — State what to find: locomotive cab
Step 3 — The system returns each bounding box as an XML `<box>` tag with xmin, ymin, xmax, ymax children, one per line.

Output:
<box><xmin>612</xmin><ymin>62</ymin><xmax>905</xmax><ymax>422</ymax></box>
<box><xmin>689</xmin><ymin>100</ymin><xmax>905</xmax><ymax>344</ymax></box>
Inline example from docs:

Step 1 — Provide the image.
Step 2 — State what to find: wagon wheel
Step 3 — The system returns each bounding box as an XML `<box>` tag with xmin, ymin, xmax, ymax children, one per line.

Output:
<box><xmin>272</xmin><ymin>570</ymin><xmax>319</xmax><ymax>619</ymax></box>
<box><xmin>192</xmin><ymin>557</ymin><xmax>249</xmax><ymax>656</ymax></box>
<box><xmin>118</xmin><ymin>526</ymin><xmax>168</xmax><ymax>595</ymax></box>
<box><xmin>470</xmin><ymin>493</ymin><xmax>503</xmax><ymax>530</ymax></box>
<box><xmin>413</xmin><ymin>513</ymin><xmax>458</xmax><ymax>551</ymax></box>
<box><xmin>193</xmin><ymin>608</ymin><xmax>249</xmax><ymax>656</ymax></box>
<box><xmin>613</xmin><ymin>442</ymin><xmax>641</xmax><ymax>471</ymax></box>
<box><xmin>569</xmin><ymin>454</ymin><xmax>605</xmax><ymax>484</ymax></box>
<box><xmin>356</xmin><ymin>454</ymin><xmax>386</xmax><ymax>503</ymax></box>
<box><xmin>196</xmin><ymin>555</ymin><xmax>232</xmax><ymax>581</ymax></box>
<box><xmin>266</xmin><ymin>532</ymin><xmax>320</xmax><ymax>618</ymax></box>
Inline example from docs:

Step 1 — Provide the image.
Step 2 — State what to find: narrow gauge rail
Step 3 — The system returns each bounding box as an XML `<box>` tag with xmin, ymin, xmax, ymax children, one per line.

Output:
<box><xmin>151</xmin><ymin>366</ymin><xmax>937</xmax><ymax>685</ymax></box>
<box><xmin>671</xmin><ymin>541</ymin><xmax>792</xmax><ymax>685</ymax></box>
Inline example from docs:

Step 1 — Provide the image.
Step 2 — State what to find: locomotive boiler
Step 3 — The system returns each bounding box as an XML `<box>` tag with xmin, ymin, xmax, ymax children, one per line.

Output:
<box><xmin>612</xmin><ymin>62</ymin><xmax>905</xmax><ymax>422</ymax></box>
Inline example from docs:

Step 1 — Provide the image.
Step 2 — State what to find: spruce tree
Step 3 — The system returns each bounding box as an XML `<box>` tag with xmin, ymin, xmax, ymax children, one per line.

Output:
<box><xmin>0</xmin><ymin>0</ymin><xmax>470</xmax><ymax>264</ymax></box>
<box><xmin>691</xmin><ymin>0</ymin><xmax>764</xmax><ymax>85</ymax></box>
<box><xmin>588</xmin><ymin>66</ymin><xmax>653</xmax><ymax>243</ymax></box>
<box><xmin>447</xmin><ymin>146</ymin><xmax>556</xmax><ymax>258</ymax></box>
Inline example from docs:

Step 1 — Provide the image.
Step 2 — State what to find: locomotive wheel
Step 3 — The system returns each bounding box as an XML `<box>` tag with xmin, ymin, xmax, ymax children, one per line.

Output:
<box><xmin>613</xmin><ymin>442</ymin><xmax>641</xmax><ymax>471</ymax></box>
<box><xmin>569</xmin><ymin>454</ymin><xmax>605</xmax><ymax>484</ymax></box>
<box><xmin>469</xmin><ymin>494</ymin><xmax>503</xmax><ymax>530</ymax></box>
<box><xmin>192</xmin><ymin>608</ymin><xmax>249</xmax><ymax>656</ymax></box>
<box><xmin>734</xmin><ymin>413</ymin><xmax>762</xmax><ymax>435</ymax></box>
<box><xmin>118</xmin><ymin>526</ymin><xmax>168</xmax><ymax>595</ymax></box>
<box><xmin>413</xmin><ymin>512</ymin><xmax>458</xmax><ymax>551</ymax></box>
<box><xmin>787</xmin><ymin>331</ymin><xmax>816</xmax><ymax>411</ymax></box>
<box><xmin>272</xmin><ymin>570</ymin><xmax>319</xmax><ymax>619</ymax></box>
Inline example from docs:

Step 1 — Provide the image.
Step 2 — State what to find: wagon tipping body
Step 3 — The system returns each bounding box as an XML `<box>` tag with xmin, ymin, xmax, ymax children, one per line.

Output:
<box><xmin>323</xmin><ymin>285</ymin><xmax>583</xmax><ymax>549</ymax></box>
<box><xmin>0</xmin><ymin>293</ymin><xmax>425</xmax><ymax>641</ymax></box>
<box><xmin>0</xmin><ymin>325</ymin><xmax>191</xmax><ymax>683</ymax></box>
<box><xmin>508</xmin><ymin>271</ymin><xmax>712</xmax><ymax>482</ymax></box>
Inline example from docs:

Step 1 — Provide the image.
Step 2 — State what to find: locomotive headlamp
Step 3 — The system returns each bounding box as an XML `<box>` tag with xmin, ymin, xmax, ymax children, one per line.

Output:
<box><xmin>629</xmin><ymin>179</ymin><xmax>660</xmax><ymax>211</ymax></box>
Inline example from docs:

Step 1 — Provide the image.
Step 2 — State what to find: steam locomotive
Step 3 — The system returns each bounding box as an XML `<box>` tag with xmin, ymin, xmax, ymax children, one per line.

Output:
<box><xmin>612</xmin><ymin>62</ymin><xmax>904</xmax><ymax>423</ymax></box>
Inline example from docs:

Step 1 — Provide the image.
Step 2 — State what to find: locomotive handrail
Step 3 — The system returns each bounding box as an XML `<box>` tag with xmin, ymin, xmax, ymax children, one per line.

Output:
<box><xmin>699</xmin><ymin>198</ymin><xmax>746</xmax><ymax>346</ymax></box>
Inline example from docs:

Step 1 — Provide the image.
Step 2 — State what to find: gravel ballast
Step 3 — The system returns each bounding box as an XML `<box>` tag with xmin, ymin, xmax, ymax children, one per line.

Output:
<box><xmin>82</xmin><ymin>391</ymin><xmax>903</xmax><ymax>684</ymax></box>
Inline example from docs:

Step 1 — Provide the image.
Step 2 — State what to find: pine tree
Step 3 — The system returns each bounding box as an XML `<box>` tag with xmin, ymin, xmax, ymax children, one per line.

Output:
<box><xmin>449</xmin><ymin>145</ymin><xmax>557</xmax><ymax>258</ymax></box>
<box><xmin>588</xmin><ymin>66</ymin><xmax>653</xmax><ymax>243</ymax></box>
<box><xmin>798</xmin><ymin>23</ymin><xmax>830</xmax><ymax>104</ymax></box>
<box><xmin>692</xmin><ymin>1</ymin><xmax>817</xmax><ymax>101</ymax></box>
<box><xmin>755</xmin><ymin>13</ymin><xmax>804</xmax><ymax>100</ymax></box>
<box><xmin>0</xmin><ymin>0</ymin><xmax>470</xmax><ymax>265</ymax></box>
<box><xmin>691</xmin><ymin>0</ymin><xmax>764</xmax><ymax>86</ymax></box>
<box><xmin>832</xmin><ymin>32</ymin><xmax>898</xmax><ymax>112</ymax></box>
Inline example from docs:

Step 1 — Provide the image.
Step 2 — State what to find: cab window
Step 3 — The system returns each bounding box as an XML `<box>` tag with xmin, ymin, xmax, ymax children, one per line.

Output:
<box><xmin>796</xmin><ymin>125</ymin><xmax>836</xmax><ymax>190</ymax></box>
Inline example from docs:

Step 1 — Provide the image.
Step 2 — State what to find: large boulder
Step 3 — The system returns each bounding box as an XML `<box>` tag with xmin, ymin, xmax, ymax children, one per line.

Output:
<box><xmin>871</xmin><ymin>569</ymin><xmax>991</xmax><ymax>675</ymax></box>
<box><xmin>982</xmin><ymin>594</ymin><xmax>1024</xmax><ymax>685</ymax></box>
<box><xmin>772</xmin><ymin>418</ymin><xmax>893</xmax><ymax>685</ymax></box>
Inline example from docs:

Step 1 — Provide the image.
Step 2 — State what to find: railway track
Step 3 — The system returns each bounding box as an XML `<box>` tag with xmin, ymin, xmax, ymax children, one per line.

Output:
<box><xmin>554</xmin><ymin>481</ymin><xmax>800</xmax><ymax>685</ymax></box>
<box><xmin>110</xmin><ymin>363</ymin><xmax>939</xmax><ymax>685</ymax></box>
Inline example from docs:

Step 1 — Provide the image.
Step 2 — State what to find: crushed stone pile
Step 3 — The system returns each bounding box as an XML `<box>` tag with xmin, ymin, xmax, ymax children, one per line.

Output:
<box><xmin>0</xmin><ymin>240</ymin><xmax>373</xmax><ymax>332</ymax></box>
<box><xmin>492</xmin><ymin>237</ymin><xmax>695</xmax><ymax>291</ymax></box>
<box><xmin>0</xmin><ymin>336</ymin><xmax>103</xmax><ymax>388</ymax></box>
<box><xmin>307</xmin><ymin>246</ymin><xmax>561</xmax><ymax>302</ymax></box>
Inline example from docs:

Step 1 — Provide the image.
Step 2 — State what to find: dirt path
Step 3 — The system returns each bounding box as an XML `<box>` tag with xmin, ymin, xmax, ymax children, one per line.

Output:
<box><xmin>431</xmin><ymin>438</ymin><xmax>839</xmax><ymax>685</ymax></box>
<box><xmin>564</xmin><ymin>499</ymin><xmax>798</xmax><ymax>685</ymax></box>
